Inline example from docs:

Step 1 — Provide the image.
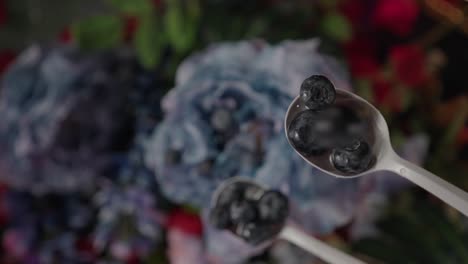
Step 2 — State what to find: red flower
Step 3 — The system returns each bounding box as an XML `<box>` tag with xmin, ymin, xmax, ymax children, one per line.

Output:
<box><xmin>441</xmin><ymin>0</ymin><xmax>461</xmax><ymax>6</ymax></box>
<box><xmin>339</xmin><ymin>0</ymin><xmax>366</xmax><ymax>27</ymax></box>
<box><xmin>75</xmin><ymin>236</ymin><xmax>97</xmax><ymax>258</ymax></box>
<box><xmin>344</xmin><ymin>37</ymin><xmax>379</xmax><ymax>78</ymax></box>
<box><xmin>389</xmin><ymin>44</ymin><xmax>428</xmax><ymax>87</ymax></box>
<box><xmin>166</xmin><ymin>209</ymin><xmax>203</xmax><ymax>236</ymax></box>
<box><xmin>124</xmin><ymin>16</ymin><xmax>139</xmax><ymax>42</ymax></box>
<box><xmin>373</xmin><ymin>0</ymin><xmax>419</xmax><ymax>37</ymax></box>
<box><xmin>373</xmin><ymin>77</ymin><xmax>391</xmax><ymax>103</ymax></box>
<box><xmin>373</xmin><ymin>77</ymin><xmax>402</xmax><ymax>112</ymax></box>
<box><xmin>0</xmin><ymin>183</ymin><xmax>8</xmax><ymax>226</ymax></box>
<box><xmin>126</xmin><ymin>252</ymin><xmax>140</xmax><ymax>264</ymax></box>
<box><xmin>0</xmin><ymin>0</ymin><xmax>6</xmax><ymax>27</ymax></box>
<box><xmin>457</xmin><ymin>126</ymin><xmax>468</xmax><ymax>146</ymax></box>
<box><xmin>59</xmin><ymin>28</ymin><xmax>73</xmax><ymax>43</ymax></box>
<box><xmin>152</xmin><ymin>0</ymin><xmax>162</xmax><ymax>8</ymax></box>
<box><xmin>0</xmin><ymin>50</ymin><xmax>16</xmax><ymax>75</ymax></box>
<box><xmin>350</xmin><ymin>57</ymin><xmax>379</xmax><ymax>78</ymax></box>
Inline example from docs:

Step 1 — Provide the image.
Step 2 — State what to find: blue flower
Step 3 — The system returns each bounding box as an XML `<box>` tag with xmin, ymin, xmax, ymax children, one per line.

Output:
<box><xmin>0</xmin><ymin>46</ymin><xmax>163</xmax><ymax>193</ymax></box>
<box><xmin>144</xmin><ymin>39</ymin><xmax>361</xmax><ymax>235</ymax></box>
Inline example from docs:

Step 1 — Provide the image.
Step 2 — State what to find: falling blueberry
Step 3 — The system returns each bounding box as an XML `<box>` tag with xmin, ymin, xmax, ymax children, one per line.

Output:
<box><xmin>258</xmin><ymin>190</ymin><xmax>289</xmax><ymax>224</ymax></box>
<box><xmin>300</xmin><ymin>75</ymin><xmax>336</xmax><ymax>110</ymax></box>
<box><xmin>287</xmin><ymin>109</ymin><xmax>326</xmax><ymax>156</ymax></box>
<box><xmin>330</xmin><ymin>139</ymin><xmax>373</xmax><ymax>174</ymax></box>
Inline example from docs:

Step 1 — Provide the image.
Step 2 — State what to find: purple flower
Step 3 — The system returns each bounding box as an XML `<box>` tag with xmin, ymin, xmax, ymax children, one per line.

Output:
<box><xmin>93</xmin><ymin>149</ymin><xmax>164</xmax><ymax>260</ymax></box>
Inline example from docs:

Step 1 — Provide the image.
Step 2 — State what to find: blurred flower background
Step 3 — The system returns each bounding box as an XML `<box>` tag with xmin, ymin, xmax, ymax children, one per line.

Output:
<box><xmin>0</xmin><ymin>0</ymin><xmax>467</xmax><ymax>263</ymax></box>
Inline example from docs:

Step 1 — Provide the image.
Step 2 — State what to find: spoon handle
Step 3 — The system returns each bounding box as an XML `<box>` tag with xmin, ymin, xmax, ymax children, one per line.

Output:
<box><xmin>387</xmin><ymin>151</ymin><xmax>468</xmax><ymax>217</ymax></box>
<box><xmin>279</xmin><ymin>225</ymin><xmax>366</xmax><ymax>264</ymax></box>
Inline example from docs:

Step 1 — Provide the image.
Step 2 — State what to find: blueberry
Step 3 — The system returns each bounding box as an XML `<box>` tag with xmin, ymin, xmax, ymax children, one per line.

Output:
<box><xmin>210</xmin><ymin>206</ymin><xmax>231</xmax><ymax>229</ymax></box>
<box><xmin>258</xmin><ymin>190</ymin><xmax>289</xmax><ymax>224</ymax></box>
<box><xmin>287</xmin><ymin>110</ymin><xmax>326</xmax><ymax>156</ymax></box>
<box><xmin>237</xmin><ymin>222</ymin><xmax>277</xmax><ymax>245</ymax></box>
<box><xmin>216</xmin><ymin>182</ymin><xmax>244</xmax><ymax>207</ymax></box>
<box><xmin>300</xmin><ymin>75</ymin><xmax>336</xmax><ymax>110</ymax></box>
<box><xmin>330</xmin><ymin>139</ymin><xmax>373</xmax><ymax>174</ymax></box>
<box><xmin>229</xmin><ymin>200</ymin><xmax>258</xmax><ymax>225</ymax></box>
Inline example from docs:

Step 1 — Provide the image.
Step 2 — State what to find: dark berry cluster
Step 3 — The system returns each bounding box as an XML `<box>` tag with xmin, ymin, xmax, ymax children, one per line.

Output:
<box><xmin>210</xmin><ymin>181</ymin><xmax>289</xmax><ymax>245</ymax></box>
<box><xmin>331</xmin><ymin>138</ymin><xmax>373</xmax><ymax>174</ymax></box>
<box><xmin>288</xmin><ymin>75</ymin><xmax>373</xmax><ymax>174</ymax></box>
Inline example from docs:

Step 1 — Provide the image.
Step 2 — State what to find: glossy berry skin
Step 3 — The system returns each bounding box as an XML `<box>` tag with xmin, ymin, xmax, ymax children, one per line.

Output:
<box><xmin>330</xmin><ymin>139</ymin><xmax>373</xmax><ymax>174</ymax></box>
<box><xmin>216</xmin><ymin>183</ymin><xmax>245</xmax><ymax>207</ymax></box>
<box><xmin>210</xmin><ymin>181</ymin><xmax>290</xmax><ymax>245</ymax></box>
<box><xmin>287</xmin><ymin>110</ymin><xmax>325</xmax><ymax>156</ymax></box>
<box><xmin>300</xmin><ymin>75</ymin><xmax>336</xmax><ymax>110</ymax></box>
<box><xmin>258</xmin><ymin>190</ymin><xmax>289</xmax><ymax>224</ymax></box>
<box><xmin>210</xmin><ymin>206</ymin><xmax>231</xmax><ymax>229</ymax></box>
<box><xmin>229</xmin><ymin>200</ymin><xmax>258</xmax><ymax>225</ymax></box>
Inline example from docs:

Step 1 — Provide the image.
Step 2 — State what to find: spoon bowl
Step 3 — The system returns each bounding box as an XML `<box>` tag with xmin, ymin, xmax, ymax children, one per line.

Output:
<box><xmin>285</xmin><ymin>89</ymin><xmax>391</xmax><ymax>178</ymax></box>
<box><xmin>285</xmin><ymin>88</ymin><xmax>468</xmax><ymax>216</ymax></box>
<box><xmin>209</xmin><ymin>177</ymin><xmax>366</xmax><ymax>264</ymax></box>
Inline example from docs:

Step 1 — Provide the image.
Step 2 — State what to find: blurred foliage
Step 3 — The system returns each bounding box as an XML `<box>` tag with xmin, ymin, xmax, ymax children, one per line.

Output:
<box><xmin>72</xmin><ymin>15</ymin><xmax>123</xmax><ymax>50</ymax></box>
<box><xmin>0</xmin><ymin>0</ymin><xmax>109</xmax><ymax>48</ymax></box>
<box><xmin>353</xmin><ymin>191</ymin><xmax>468</xmax><ymax>264</ymax></box>
<box><xmin>320</xmin><ymin>12</ymin><xmax>351</xmax><ymax>42</ymax></box>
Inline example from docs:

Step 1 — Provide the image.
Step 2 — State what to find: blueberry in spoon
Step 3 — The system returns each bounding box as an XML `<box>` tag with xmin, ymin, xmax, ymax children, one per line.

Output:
<box><xmin>209</xmin><ymin>177</ymin><xmax>366</xmax><ymax>264</ymax></box>
<box><xmin>331</xmin><ymin>139</ymin><xmax>373</xmax><ymax>174</ymax></box>
<box><xmin>210</xmin><ymin>178</ymin><xmax>288</xmax><ymax>245</ymax></box>
<box><xmin>300</xmin><ymin>75</ymin><xmax>336</xmax><ymax>110</ymax></box>
<box><xmin>287</xmin><ymin>109</ymin><xmax>326</xmax><ymax>156</ymax></box>
<box><xmin>285</xmin><ymin>75</ymin><xmax>468</xmax><ymax>217</ymax></box>
<box><xmin>258</xmin><ymin>190</ymin><xmax>289</xmax><ymax>224</ymax></box>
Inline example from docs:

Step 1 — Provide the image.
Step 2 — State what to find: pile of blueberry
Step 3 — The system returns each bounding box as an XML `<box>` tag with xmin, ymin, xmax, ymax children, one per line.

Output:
<box><xmin>210</xmin><ymin>180</ymin><xmax>289</xmax><ymax>245</ymax></box>
<box><xmin>287</xmin><ymin>75</ymin><xmax>374</xmax><ymax>174</ymax></box>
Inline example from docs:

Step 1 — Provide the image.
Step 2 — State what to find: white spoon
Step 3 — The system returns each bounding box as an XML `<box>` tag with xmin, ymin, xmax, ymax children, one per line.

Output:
<box><xmin>285</xmin><ymin>88</ymin><xmax>468</xmax><ymax>217</ymax></box>
<box><xmin>209</xmin><ymin>177</ymin><xmax>366</xmax><ymax>264</ymax></box>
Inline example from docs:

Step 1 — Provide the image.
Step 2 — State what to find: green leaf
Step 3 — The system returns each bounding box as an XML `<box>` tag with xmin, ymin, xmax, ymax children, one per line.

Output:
<box><xmin>398</xmin><ymin>85</ymin><xmax>413</xmax><ymax>112</ymax></box>
<box><xmin>181</xmin><ymin>204</ymin><xmax>200</xmax><ymax>214</ymax></box>
<box><xmin>419</xmin><ymin>204</ymin><xmax>468</xmax><ymax>262</ymax></box>
<box><xmin>72</xmin><ymin>15</ymin><xmax>123</xmax><ymax>50</ymax></box>
<box><xmin>353</xmin><ymin>193</ymin><xmax>468</xmax><ymax>263</ymax></box>
<box><xmin>353</xmin><ymin>238</ymin><xmax>410</xmax><ymax>263</ymax></box>
<box><xmin>319</xmin><ymin>0</ymin><xmax>338</xmax><ymax>8</ymax></box>
<box><xmin>107</xmin><ymin>0</ymin><xmax>153</xmax><ymax>15</ymax></box>
<box><xmin>135</xmin><ymin>14</ymin><xmax>165</xmax><ymax>69</ymax></box>
<box><xmin>320</xmin><ymin>13</ymin><xmax>352</xmax><ymax>42</ymax></box>
<box><xmin>145</xmin><ymin>249</ymin><xmax>168</xmax><ymax>264</ymax></box>
<box><xmin>164</xmin><ymin>0</ymin><xmax>200</xmax><ymax>54</ymax></box>
<box><xmin>244</xmin><ymin>18</ymin><xmax>268</xmax><ymax>38</ymax></box>
<box><xmin>355</xmin><ymin>79</ymin><xmax>374</xmax><ymax>103</ymax></box>
<box><xmin>390</xmin><ymin>128</ymin><xmax>405</xmax><ymax>149</ymax></box>
<box><xmin>0</xmin><ymin>0</ymin><xmax>110</xmax><ymax>49</ymax></box>
<box><xmin>441</xmin><ymin>105</ymin><xmax>467</xmax><ymax>148</ymax></box>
